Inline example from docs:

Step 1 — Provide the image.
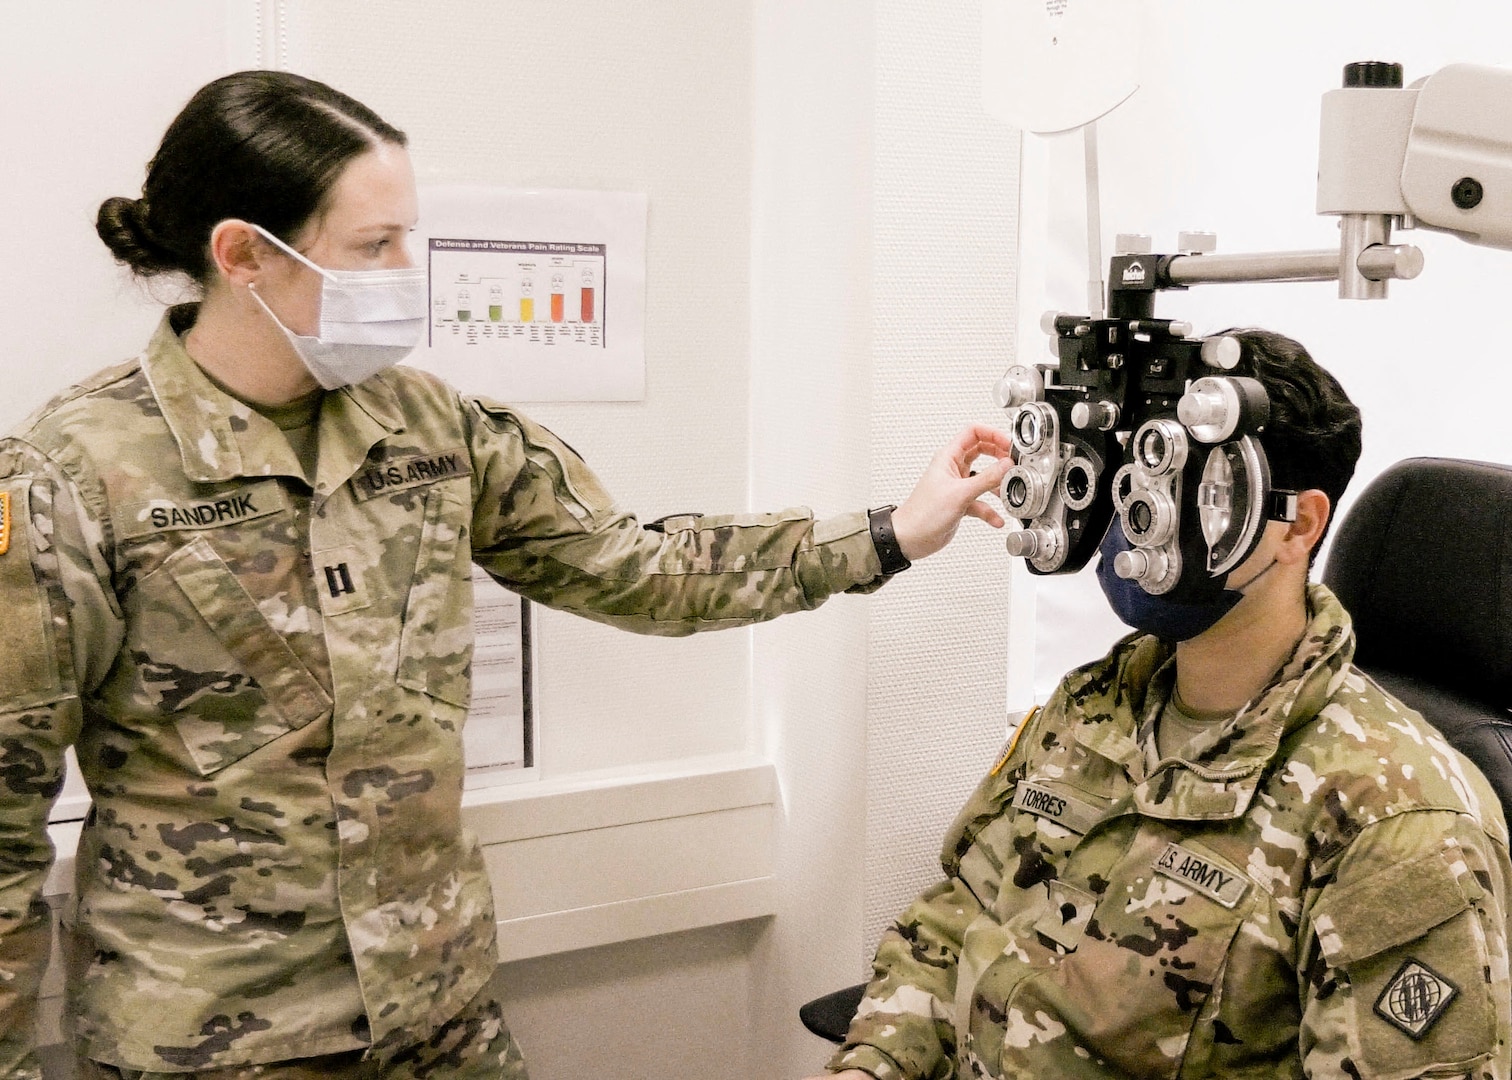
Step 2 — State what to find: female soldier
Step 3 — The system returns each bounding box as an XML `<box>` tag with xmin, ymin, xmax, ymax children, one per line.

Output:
<box><xmin>0</xmin><ymin>71</ymin><xmax>1012</xmax><ymax>1078</ymax></box>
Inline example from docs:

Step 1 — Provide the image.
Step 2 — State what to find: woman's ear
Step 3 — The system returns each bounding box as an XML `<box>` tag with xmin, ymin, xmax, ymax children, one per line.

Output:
<box><xmin>207</xmin><ymin>220</ymin><xmax>267</xmax><ymax>286</ymax></box>
<box><xmin>1277</xmin><ymin>489</ymin><xmax>1330</xmax><ymax>566</ymax></box>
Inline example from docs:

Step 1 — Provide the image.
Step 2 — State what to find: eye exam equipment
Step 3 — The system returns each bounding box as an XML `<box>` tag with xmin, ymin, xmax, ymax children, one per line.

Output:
<box><xmin>995</xmin><ymin>61</ymin><xmax>1512</xmax><ymax>597</ymax></box>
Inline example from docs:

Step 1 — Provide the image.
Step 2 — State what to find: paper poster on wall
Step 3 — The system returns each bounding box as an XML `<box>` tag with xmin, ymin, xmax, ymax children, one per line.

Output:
<box><xmin>410</xmin><ymin>186</ymin><xmax>647</xmax><ymax>401</ymax></box>
<box><xmin>463</xmin><ymin>566</ymin><xmax>537</xmax><ymax>787</ymax></box>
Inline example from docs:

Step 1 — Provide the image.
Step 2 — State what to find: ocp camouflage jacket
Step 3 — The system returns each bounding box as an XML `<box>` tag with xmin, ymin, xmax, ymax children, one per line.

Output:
<box><xmin>833</xmin><ymin>585</ymin><xmax>1512</xmax><ymax>1079</ymax></box>
<box><xmin>0</xmin><ymin>308</ymin><xmax>887</xmax><ymax>1074</ymax></box>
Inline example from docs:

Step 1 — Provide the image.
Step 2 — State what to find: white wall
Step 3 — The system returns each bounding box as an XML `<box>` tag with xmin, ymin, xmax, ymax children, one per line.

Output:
<box><xmin>747</xmin><ymin>8</ymin><xmax>875</xmax><ymax>1073</ymax></box>
<box><xmin>863</xmin><ymin>0</ymin><xmax>1019</xmax><ymax>966</ymax></box>
<box><xmin>0</xmin><ymin>3</ymin><xmax>234</xmax><ymax>430</ymax></box>
<box><xmin>295</xmin><ymin>0</ymin><xmax>761</xmax><ymax>777</ymax></box>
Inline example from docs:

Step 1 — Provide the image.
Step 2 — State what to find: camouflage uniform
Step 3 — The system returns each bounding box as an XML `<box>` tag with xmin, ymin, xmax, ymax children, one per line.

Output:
<box><xmin>0</xmin><ymin>307</ymin><xmax>888</xmax><ymax>1076</ymax></box>
<box><xmin>78</xmin><ymin>961</ymin><xmax>525</xmax><ymax>1080</ymax></box>
<box><xmin>832</xmin><ymin>585</ymin><xmax>1512</xmax><ymax>1079</ymax></box>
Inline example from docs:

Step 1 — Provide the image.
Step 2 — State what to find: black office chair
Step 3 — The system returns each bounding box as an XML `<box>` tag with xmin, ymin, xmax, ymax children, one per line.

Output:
<box><xmin>800</xmin><ymin>981</ymin><xmax>868</xmax><ymax>1044</ymax></box>
<box><xmin>1322</xmin><ymin>456</ymin><xmax>1512</xmax><ymax>822</ymax></box>
<box><xmin>801</xmin><ymin>457</ymin><xmax>1512</xmax><ymax>1045</ymax></box>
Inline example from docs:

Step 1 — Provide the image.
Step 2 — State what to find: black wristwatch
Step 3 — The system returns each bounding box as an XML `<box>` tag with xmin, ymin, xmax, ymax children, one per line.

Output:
<box><xmin>868</xmin><ymin>505</ymin><xmax>912</xmax><ymax>577</ymax></box>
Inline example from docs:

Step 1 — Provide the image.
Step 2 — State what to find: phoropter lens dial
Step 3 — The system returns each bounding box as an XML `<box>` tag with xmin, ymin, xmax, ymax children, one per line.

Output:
<box><xmin>1011</xmin><ymin>402</ymin><xmax>1056</xmax><ymax>455</ymax></box>
<box><xmin>1000</xmin><ymin>464</ymin><xmax>1052</xmax><ymax>518</ymax></box>
<box><xmin>1131</xmin><ymin>419</ymin><xmax>1188</xmax><ymax>477</ymax></box>
<box><xmin>1121</xmin><ymin>488</ymin><xmax>1177</xmax><ymax>548</ymax></box>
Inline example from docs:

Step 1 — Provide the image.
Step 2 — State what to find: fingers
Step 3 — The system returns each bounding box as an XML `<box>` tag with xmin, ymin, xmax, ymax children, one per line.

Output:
<box><xmin>956</xmin><ymin>441</ymin><xmax>1013</xmax><ymax>468</ymax></box>
<box><xmin>962</xmin><ymin>456</ymin><xmax>1011</xmax><ymax>497</ymax></box>
<box><xmin>943</xmin><ymin>425</ymin><xmax>1013</xmax><ymax>466</ymax></box>
<box><xmin>945</xmin><ymin>431</ymin><xmax>1014</xmax><ymax>483</ymax></box>
<box><xmin>964</xmin><ymin>498</ymin><xmax>1006</xmax><ymax>529</ymax></box>
<box><xmin>893</xmin><ymin>427</ymin><xmax>1015</xmax><ymax>561</ymax></box>
<box><xmin>959</xmin><ymin>423</ymin><xmax>1014</xmax><ymax>453</ymax></box>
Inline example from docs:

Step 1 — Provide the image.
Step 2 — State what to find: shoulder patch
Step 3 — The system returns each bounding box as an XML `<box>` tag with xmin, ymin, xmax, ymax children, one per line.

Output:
<box><xmin>0</xmin><ymin>490</ymin><xmax>9</xmax><ymax>555</ymax></box>
<box><xmin>1374</xmin><ymin>958</ymin><xmax>1459</xmax><ymax>1040</ymax></box>
<box><xmin>1154</xmin><ymin>842</ymin><xmax>1250</xmax><ymax>908</ymax></box>
<box><xmin>992</xmin><ymin>705</ymin><xmax>1039</xmax><ymax>776</ymax></box>
<box><xmin>0</xmin><ymin>479</ymin><xmax>64</xmax><ymax>706</ymax></box>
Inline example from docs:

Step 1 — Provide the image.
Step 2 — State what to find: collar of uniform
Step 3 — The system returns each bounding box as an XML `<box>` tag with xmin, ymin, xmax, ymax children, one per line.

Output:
<box><xmin>1064</xmin><ymin>638</ymin><xmax>1163</xmax><ymax>774</ymax></box>
<box><xmin>141</xmin><ymin>307</ymin><xmax>407</xmax><ymax>490</ymax></box>
<box><xmin>314</xmin><ymin>373</ymin><xmax>407</xmax><ymax>500</ymax></box>
<box><xmin>140</xmin><ymin>307</ymin><xmax>293</xmax><ymax>482</ymax></box>
<box><xmin>1094</xmin><ymin>584</ymin><xmax>1358</xmax><ymax>822</ymax></box>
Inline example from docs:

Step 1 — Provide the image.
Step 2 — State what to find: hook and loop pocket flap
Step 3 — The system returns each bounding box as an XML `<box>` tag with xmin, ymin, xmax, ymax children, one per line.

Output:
<box><xmin>164</xmin><ymin>535</ymin><xmax>331</xmax><ymax>773</ymax></box>
<box><xmin>1312</xmin><ymin>847</ymin><xmax>1470</xmax><ymax>967</ymax></box>
<box><xmin>0</xmin><ymin>478</ymin><xmax>66</xmax><ymax>709</ymax></box>
<box><xmin>397</xmin><ymin>484</ymin><xmax>473</xmax><ymax>709</ymax></box>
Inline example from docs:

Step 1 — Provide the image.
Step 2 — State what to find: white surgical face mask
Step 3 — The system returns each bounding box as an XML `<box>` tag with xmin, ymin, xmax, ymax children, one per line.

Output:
<box><xmin>247</xmin><ymin>224</ymin><xmax>427</xmax><ymax>389</ymax></box>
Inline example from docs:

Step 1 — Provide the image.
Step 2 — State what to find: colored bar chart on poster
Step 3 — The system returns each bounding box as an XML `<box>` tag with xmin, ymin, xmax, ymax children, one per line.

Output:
<box><xmin>412</xmin><ymin>187</ymin><xmax>647</xmax><ymax>401</ymax></box>
<box><xmin>430</xmin><ymin>239</ymin><xmax>606</xmax><ymax>348</ymax></box>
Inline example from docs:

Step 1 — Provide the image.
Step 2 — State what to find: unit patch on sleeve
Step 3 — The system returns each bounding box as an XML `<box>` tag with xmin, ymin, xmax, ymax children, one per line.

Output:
<box><xmin>0</xmin><ymin>490</ymin><xmax>10</xmax><ymax>555</ymax></box>
<box><xmin>992</xmin><ymin>705</ymin><xmax>1039</xmax><ymax>777</ymax></box>
<box><xmin>351</xmin><ymin>447</ymin><xmax>472</xmax><ymax>500</ymax></box>
<box><xmin>1153</xmin><ymin>842</ymin><xmax>1250</xmax><ymax>908</ymax></box>
<box><xmin>1374</xmin><ymin>958</ymin><xmax>1459</xmax><ymax>1040</ymax></box>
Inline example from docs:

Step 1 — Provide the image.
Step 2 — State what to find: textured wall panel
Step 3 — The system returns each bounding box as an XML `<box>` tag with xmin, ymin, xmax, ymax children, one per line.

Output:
<box><xmin>291</xmin><ymin>0</ymin><xmax>757</xmax><ymax>775</ymax></box>
<box><xmin>864</xmin><ymin>0</ymin><xmax>1021</xmax><ymax>961</ymax></box>
<box><xmin>747</xmin><ymin>4</ymin><xmax>876</xmax><ymax>1075</ymax></box>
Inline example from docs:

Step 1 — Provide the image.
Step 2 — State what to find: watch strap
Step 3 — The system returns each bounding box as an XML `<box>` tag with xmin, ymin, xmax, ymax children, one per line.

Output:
<box><xmin>868</xmin><ymin>505</ymin><xmax>912</xmax><ymax>577</ymax></box>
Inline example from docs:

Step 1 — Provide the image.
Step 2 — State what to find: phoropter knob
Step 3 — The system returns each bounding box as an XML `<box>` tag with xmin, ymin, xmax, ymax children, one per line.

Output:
<box><xmin>1005</xmin><ymin>528</ymin><xmax>1057</xmax><ymax>560</ymax></box>
<box><xmin>1070</xmin><ymin>400</ymin><xmax>1120</xmax><ymax>431</ymax></box>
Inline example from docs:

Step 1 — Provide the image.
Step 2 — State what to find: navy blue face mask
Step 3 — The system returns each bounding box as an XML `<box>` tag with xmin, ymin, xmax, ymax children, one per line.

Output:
<box><xmin>1095</xmin><ymin>518</ymin><xmax>1243</xmax><ymax>642</ymax></box>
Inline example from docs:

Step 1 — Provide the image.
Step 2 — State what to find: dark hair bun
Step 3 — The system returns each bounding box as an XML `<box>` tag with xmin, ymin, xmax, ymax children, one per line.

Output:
<box><xmin>100</xmin><ymin>71</ymin><xmax>408</xmax><ymax>285</ymax></box>
<box><xmin>96</xmin><ymin>196</ymin><xmax>182</xmax><ymax>277</ymax></box>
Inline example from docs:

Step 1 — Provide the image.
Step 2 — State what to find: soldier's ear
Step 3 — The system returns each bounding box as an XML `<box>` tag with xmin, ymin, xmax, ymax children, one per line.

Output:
<box><xmin>1277</xmin><ymin>489</ymin><xmax>1329</xmax><ymax>566</ymax></box>
<box><xmin>208</xmin><ymin>220</ymin><xmax>269</xmax><ymax>286</ymax></box>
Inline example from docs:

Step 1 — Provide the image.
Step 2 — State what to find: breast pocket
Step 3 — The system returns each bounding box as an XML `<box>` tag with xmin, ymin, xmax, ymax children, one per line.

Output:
<box><xmin>139</xmin><ymin>535</ymin><xmax>331</xmax><ymax>774</ymax></box>
<box><xmin>1013</xmin><ymin>829</ymin><xmax>1254</xmax><ymax>1078</ymax></box>
<box><xmin>396</xmin><ymin>484</ymin><xmax>475</xmax><ymax>709</ymax></box>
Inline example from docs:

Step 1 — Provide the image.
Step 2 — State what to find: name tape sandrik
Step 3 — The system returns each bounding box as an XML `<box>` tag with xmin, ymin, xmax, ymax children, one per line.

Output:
<box><xmin>122</xmin><ymin>482</ymin><xmax>287</xmax><ymax>538</ymax></box>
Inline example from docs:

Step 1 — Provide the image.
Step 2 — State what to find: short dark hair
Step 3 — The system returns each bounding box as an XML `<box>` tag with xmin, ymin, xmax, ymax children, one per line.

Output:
<box><xmin>96</xmin><ymin>70</ymin><xmax>406</xmax><ymax>284</ymax></box>
<box><xmin>1220</xmin><ymin>328</ymin><xmax>1363</xmax><ymax>547</ymax></box>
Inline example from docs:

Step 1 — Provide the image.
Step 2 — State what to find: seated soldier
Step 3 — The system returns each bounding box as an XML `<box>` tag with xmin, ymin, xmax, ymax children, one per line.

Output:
<box><xmin>806</xmin><ymin>329</ymin><xmax>1512</xmax><ymax>1080</ymax></box>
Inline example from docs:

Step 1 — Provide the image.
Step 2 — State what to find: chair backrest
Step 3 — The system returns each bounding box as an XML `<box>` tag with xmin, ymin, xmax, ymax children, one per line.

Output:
<box><xmin>1322</xmin><ymin>457</ymin><xmax>1512</xmax><ymax>822</ymax></box>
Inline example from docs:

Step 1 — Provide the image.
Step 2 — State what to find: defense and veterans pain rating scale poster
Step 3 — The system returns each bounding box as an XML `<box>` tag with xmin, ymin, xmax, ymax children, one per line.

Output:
<box><xmin>410</xmin><ymin>186</ymin><xmax>647</xmax><ymax>402</ymax></box>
